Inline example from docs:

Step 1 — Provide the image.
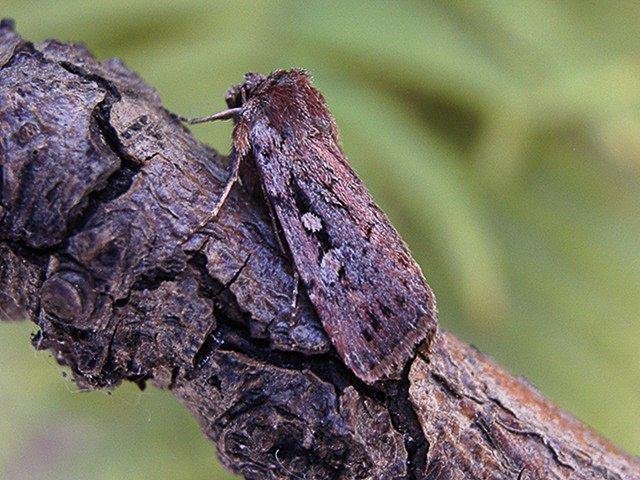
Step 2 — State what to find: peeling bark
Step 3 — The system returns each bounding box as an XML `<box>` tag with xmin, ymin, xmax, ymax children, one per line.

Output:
<box><xmin>1</xmin><ymin>21</ymin><xmax>638</xmax><ymax>479</ymax></box>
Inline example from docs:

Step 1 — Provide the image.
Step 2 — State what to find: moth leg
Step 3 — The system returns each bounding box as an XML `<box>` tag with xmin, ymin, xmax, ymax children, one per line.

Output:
<box><xmin>187</xmin><ymin>153</ymin><xmax>241</xmax><ymax>239</ymax></box>
<box><xmin>176</xmin><ymin>107</ymin><xmax>243</xmax><ymax>239</ymax></box>
<box><xmin>211</xmin><ymin>153</ymin><xmax>240</xmax><ymax>218</ymax></box>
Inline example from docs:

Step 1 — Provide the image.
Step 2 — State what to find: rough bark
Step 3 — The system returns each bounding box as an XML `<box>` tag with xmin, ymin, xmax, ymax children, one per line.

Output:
<box><xmin>0</xmin><ymin>21</ymin><xmax>638</xmax><ymax>480</ymax></box>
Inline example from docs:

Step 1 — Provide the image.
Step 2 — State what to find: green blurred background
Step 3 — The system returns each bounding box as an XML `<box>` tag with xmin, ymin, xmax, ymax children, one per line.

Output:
<box><xmin>2</xmin><ymin>1</ymin><xmax>640</xmax><ymax>478</ymax></box>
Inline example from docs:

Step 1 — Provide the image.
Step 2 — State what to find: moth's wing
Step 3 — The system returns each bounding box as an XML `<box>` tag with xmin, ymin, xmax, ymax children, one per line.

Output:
<box><xmin>250</xmin><ymin>124</ymin><xmax>438</xmax><ymax>384</ymax></box>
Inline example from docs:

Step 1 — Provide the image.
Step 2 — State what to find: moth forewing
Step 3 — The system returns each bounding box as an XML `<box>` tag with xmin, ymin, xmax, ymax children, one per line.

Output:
<box><xmin>182</xmin><ymin>69</ymin><xmax>438</xmax><ymax>384</ymax></box>
<box><xmin>229</xmin><ymin>70</ymin><xmax>438</xmax><ymax>384</ymax></box>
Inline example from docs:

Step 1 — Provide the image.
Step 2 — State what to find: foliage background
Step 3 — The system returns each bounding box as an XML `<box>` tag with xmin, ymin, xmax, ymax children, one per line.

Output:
<box><xmin>2</xmin><ymin>1</ymin><xmax>639</xmax><ymax>478</ymax></box>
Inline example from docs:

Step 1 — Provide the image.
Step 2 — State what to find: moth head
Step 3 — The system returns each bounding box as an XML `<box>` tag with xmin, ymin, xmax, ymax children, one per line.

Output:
<box><xmin>225</xmin><ymin>72</ymin><xmax>267</xmax><ymax>109</ymax></box>
<box><xmin>225</xmin><ymin>70</ymin><xmax>315</xmax><ymax>108</ymax></box>
<box><xmin>226</xmin><ymin>69</ymin><xmax>340</xmax><ymax>152</ymax></box>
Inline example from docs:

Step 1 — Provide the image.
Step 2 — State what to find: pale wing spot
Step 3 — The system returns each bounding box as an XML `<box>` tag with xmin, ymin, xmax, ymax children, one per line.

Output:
<box><xmin>320</xmin><ymin>248</ymin><xmax>343</xmax><ymax>285</ymax></box>
<box><xmin>301</xmin><ymin>212</ymin><xmax>323</xmax><ymax>232</ymax></box>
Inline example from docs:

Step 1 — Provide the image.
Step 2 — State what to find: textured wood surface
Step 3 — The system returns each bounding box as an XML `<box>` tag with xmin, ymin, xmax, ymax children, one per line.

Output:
<box><xmin>1</xmin><ymin>21</ymin><xmax>638</xmax><ymax>479</ymax></box>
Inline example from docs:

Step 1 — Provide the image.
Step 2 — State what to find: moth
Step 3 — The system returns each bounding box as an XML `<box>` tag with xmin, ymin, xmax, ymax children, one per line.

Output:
<box><xmin>182</xmin><ymin>69</ymin><xmax>437</xmax><ymax>384</ymax></box>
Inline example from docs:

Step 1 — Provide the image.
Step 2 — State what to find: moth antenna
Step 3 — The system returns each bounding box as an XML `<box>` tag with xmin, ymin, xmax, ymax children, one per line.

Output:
<box><xmin>178</xmin><ymin>107</ymin><xmax>242</xmax><ymax>125</ymax></box>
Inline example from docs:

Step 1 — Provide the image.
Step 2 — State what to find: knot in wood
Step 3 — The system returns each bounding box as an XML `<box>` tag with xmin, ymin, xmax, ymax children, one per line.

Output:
<box><xmin>40</xmin><ymin>269</ymin><xmax>95</xmax><ymax>328</ymax></box>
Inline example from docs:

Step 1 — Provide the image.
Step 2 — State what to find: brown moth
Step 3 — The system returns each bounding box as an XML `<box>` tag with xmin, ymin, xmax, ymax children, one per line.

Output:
<box><xmin>183</xmin><ymin>69</ymin><xmax>437</xmax><ymax>384</ymax></box>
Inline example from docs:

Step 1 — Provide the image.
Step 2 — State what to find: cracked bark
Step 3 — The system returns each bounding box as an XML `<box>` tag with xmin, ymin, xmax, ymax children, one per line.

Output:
<box><xmin>1</xmin><ymin>21</ymin><xmax>638</xmax><ymax>480</ymax></box>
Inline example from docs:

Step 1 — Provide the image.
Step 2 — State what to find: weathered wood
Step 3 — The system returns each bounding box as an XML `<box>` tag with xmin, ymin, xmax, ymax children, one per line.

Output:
<box><xmin>1</xmin><ymin>21</ymin><xmax>638</xmax><ymax>479</ymax></box>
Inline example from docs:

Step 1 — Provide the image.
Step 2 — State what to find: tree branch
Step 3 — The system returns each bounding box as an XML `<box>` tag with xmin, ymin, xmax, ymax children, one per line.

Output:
<box><xmin>1</xmin><ymin>21</ymin><xmax>638</xmax><ymax>479</ymax></box>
